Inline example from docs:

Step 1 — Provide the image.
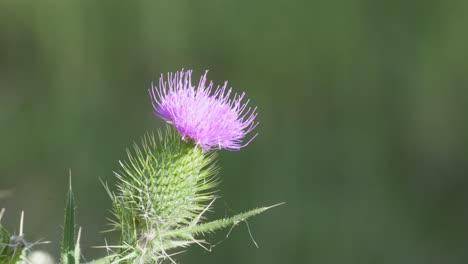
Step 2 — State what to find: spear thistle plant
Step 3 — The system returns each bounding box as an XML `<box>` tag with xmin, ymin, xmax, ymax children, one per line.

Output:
<box><xmin>0</xmin><ymin>69</ymin><xmax>278</xmax><ymax>264</ymax></box>
<box><xmin>104</xmin><ymin>69</ymin><xmax>276</xmax><ymax>263</ymax></box>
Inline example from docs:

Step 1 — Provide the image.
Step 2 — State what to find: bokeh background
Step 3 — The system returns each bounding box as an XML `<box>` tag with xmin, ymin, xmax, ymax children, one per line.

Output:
<box><xmin>1</xmin><ymin>1</ymin><xmax>468</xmax><ymax>263</ymax></box>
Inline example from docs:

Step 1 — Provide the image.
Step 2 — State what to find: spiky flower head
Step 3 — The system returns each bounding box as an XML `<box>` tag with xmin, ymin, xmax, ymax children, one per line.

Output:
<box><xmin>150</xmin><ymin>69</ymin><xmax>258</xmax><ymax>151</ymax></box>
<box><xmin>108</xmin><ymin>128</ymin><xmax>274</xmax><ymax>264</ymax></box>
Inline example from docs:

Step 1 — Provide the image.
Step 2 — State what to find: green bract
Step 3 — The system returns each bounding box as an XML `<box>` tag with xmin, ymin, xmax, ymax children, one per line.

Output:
<box><xmin>107</xmin><ymin>127</ymin><xmax>216</xmax><ymax>263</ymax></box>
<box><xmin>102</xmin><ymin>127</ymin><xmax>275</xmax><ymax>264</ymax></box>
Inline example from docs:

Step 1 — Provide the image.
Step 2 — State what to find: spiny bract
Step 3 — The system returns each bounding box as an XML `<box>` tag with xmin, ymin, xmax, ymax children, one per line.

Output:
<box><xmin>108</xmin><ymin>127</ymin><xmax>218</xmax><ymax>263</ymax></box>
<box><xmin>106</xmin><ymin>127</ymin><xmax>273</xmax><ymax>264</ymax></box>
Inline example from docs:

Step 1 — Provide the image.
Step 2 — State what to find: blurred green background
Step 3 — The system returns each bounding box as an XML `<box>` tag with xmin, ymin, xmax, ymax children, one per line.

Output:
<box><xmin>1</xmin><ymin>0</ymin><xmax>468</xmax><ymax>263</ymax></box>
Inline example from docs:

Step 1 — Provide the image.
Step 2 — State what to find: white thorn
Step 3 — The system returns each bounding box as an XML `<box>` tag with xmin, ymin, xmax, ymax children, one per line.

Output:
<box><xmin>191</xmin><ymin>198</ymin><xmax>217</xmax><ymax>226</ymax></box>
<box><xmin>69</xmin><ymin>168</ymin><xmax>72</xmax><ymax>190</ymax></box>
<box><xmin>19</xmin><ymin>210</ymin><xmax>24</xmax><ymax>236</ymax></box>
<box><xmin>0</xmin><ymin>208</ymin><xmax>5</xmax><ymax>222</ymax></box>
<box><xmin>76</xmin><ymin>226</ymin><xmax>82</xmax><ymax>245</ymax></box>
<box><xmin>245</xmin><ymin>220</ymin><xmax>259</xmax><ymax>248</ymax></box>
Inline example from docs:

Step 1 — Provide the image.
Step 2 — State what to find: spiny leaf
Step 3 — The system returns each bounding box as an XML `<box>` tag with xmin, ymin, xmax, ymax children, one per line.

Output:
<box><xmin>164</xmin><ymin>203</ymin><xmax>284</xmax><ymax>239</ymax></box>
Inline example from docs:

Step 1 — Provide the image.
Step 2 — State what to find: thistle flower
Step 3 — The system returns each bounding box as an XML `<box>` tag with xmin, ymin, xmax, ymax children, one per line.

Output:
<box><xmin>150</xmin><ymin>70</ymin><xmax>258</xmax><ymax>151</ymax></box>
<box><xmin>100</xmin><ymin>71</ymin><xmax>275</xmax><ymax>264</ymax></box>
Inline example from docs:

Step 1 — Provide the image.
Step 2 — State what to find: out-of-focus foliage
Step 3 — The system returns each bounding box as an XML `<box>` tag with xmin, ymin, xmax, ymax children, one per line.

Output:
<box><xmin>1</xmin><ymin>0</ymin><xmax>468</xmax><ymax>263</ymax></box>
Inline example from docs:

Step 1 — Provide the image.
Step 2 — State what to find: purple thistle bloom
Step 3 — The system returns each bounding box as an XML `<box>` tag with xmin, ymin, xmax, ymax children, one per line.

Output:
<box><xmin>150</xmin><ymin>69</ymin><xmax>258</xmax><ymax>151</ymax></box>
